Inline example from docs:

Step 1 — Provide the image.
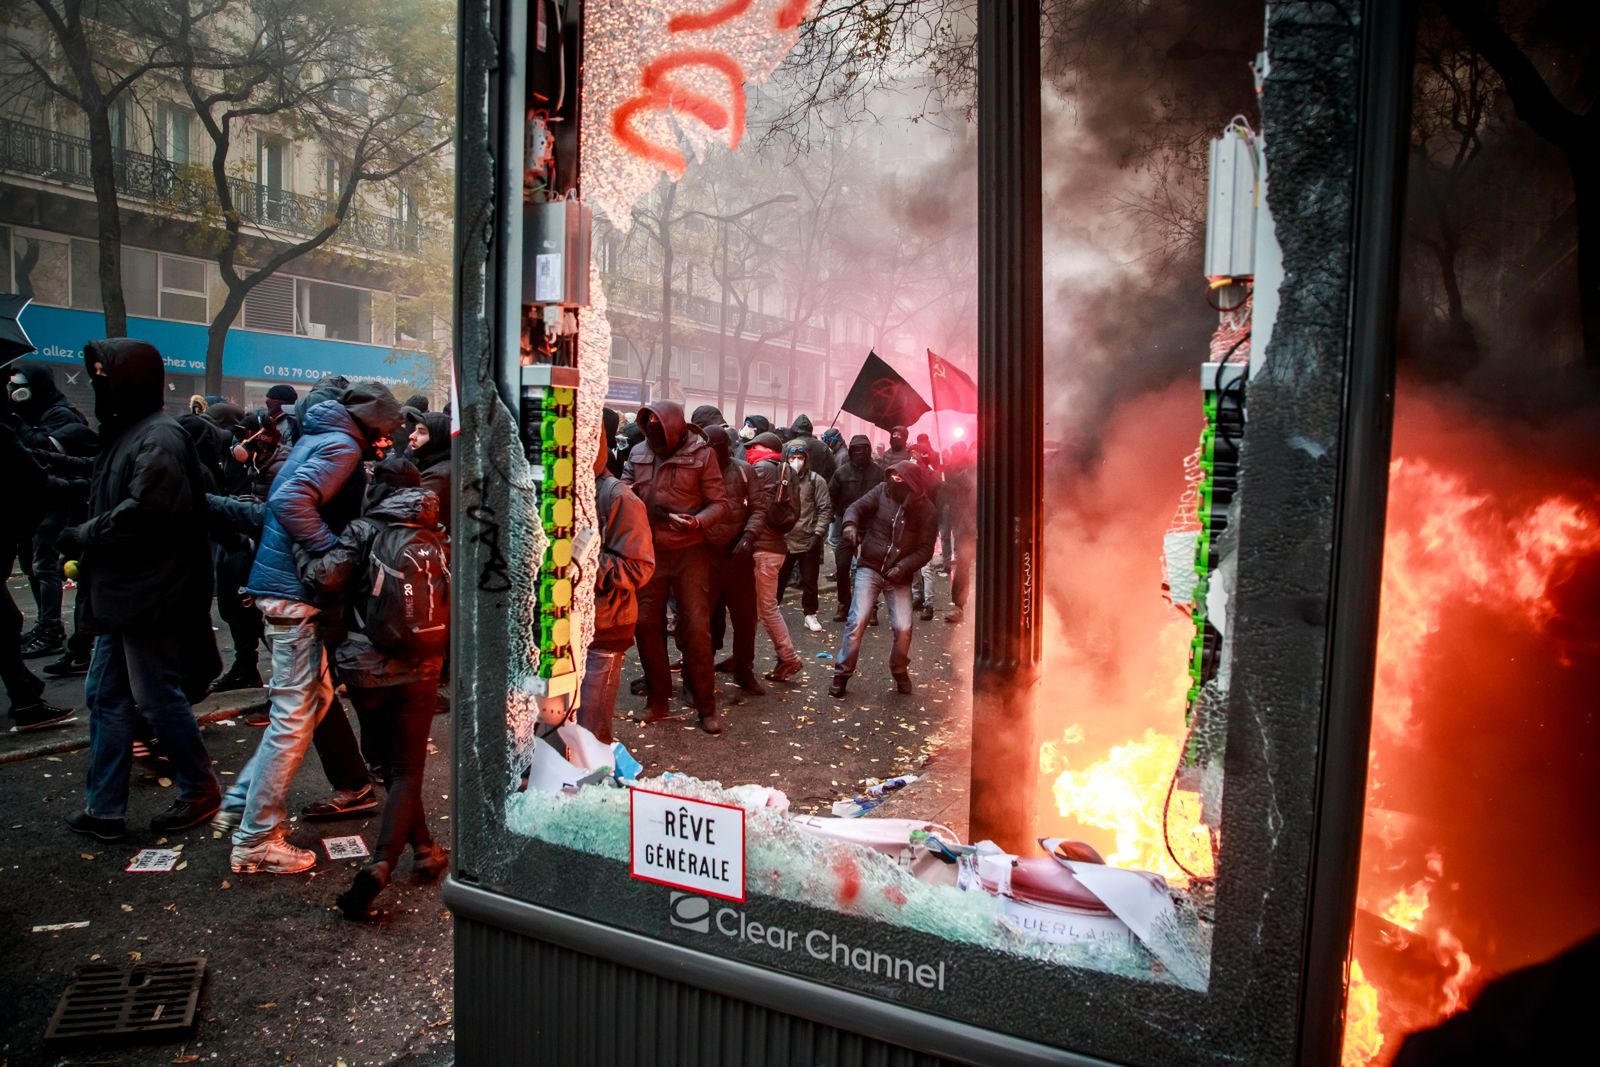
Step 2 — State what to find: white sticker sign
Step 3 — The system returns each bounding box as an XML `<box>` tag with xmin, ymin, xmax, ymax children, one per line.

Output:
<box><xmin>534</xmin><ymin>252</ymin><xmax>562</xmax><ymax>302</ymax></box>
<box><xmin>630</xmin><ymin>787</ymin><xmax>745</xmax><ymax>902</ymax></box>
<box><xmin>322</xmin><ymin>835</ymin><xmax>371</xmax><ymax>861</ymax></box>
<box><xmin>125</xmin><ymin>849</ymin><xmax>181</xmax><ymax>873</ymax></box>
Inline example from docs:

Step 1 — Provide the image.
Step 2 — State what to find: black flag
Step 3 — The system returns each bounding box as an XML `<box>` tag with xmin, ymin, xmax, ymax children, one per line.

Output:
<box><xmin>841</xmin><ymin>351</ymin><xmax>930</xmax><ymax>431</ymax></box>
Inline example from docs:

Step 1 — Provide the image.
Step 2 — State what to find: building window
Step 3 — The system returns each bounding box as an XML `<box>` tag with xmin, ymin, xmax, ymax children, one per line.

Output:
<box><xmin>12</xmin><ymin>234</ymin><xmax>69</xmax><ymax>307</ymax></box>
<box><xmin>123</xmin><ymin>248</ymin><xmax>158</xmax><ymax>318</ymax></box>
<box><xmin>157</xmin><ymin>102</ymin><xmax>193</xmax><ymax>165</ymax></box>
<box><xmin>70</xmin><ymin>239</ymin><xmax>101</xmax><ymax>311</ymax></box>
<box><xmin>243</xmin><ymin>274</ymin><xmax>295</xmax><ymax>333</ymax></box>
<box><xmin>688</xmin><ymin>350</ymin><xmax>712</xmax><ymax>390</ymax></box>
<box><xmin>397</xmin><ymin>296</ymin><xmax>435</xmax><ymax>349</ymax></box>
<box><xmin>609</xmin><ymin>336</ymin><xmax>633</xmax><ymax>379</ymax></box>
<box><xmin>752</xmin><ymin>360</ymin><xmax>773</xmax><ymax>389</ymax></box>
<box><xmin>297</xmin><ymin>278</ymin><xmax>372</xmax><ymax>342</ymax></box>
<box><xmin>159</xmin><ymin>255</ymin><xmax>208</xmax><ymax>323</ymax></box>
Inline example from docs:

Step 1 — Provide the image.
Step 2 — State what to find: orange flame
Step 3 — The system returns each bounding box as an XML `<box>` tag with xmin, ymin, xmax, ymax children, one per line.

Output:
<box><xmin>1342</xmin><ymin>959</ymin><xmax>1385</xmax><ymax>1067</ymax></box>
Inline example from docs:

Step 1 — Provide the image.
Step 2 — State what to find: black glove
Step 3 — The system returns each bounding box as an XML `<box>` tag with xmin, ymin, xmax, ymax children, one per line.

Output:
<box><xmin>732</xmin><ymin>536</ymin><xmax>755</xmax><ymax>558</ymax></box>
<box><xmin>840</xmin><ymin>524</ymin><xmax>859</xmax><ymax>549</ymax></box>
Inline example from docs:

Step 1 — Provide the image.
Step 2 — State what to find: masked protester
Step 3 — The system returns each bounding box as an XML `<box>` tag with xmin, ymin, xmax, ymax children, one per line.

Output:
<box><xmin>787</xmin><ymin>414</ymin><xmax>836</xmax><ymax>481</ymax></box>
<box><xmin>294</xmin><ymin>456</ymin><xmax>450</xmax><ymax>920</ymax></box>
<box><xmin>582</xmin><ymin>412</ymin><xmax>656</xmax><ymax>742</ymax></box>
<box><xmin>0</xmin><ymin>419</ymin><xmax>74</xmax><ymax>731</ymax></box>
<box><xmin>880</xmin><ymin>425</ymin><xmax>914</xmax><ymax>469</ymax></box>
<box><xmin>613</xmin><ymin>416</ymin><xmax>644</xmax><ymax>478</ymax></box>
<box><xmin>827</xmin><ymin>434</ymin><xmax>885</xmax><ymax>622</ymax></box>
<box><xmin>217</xmin><ymin>381</ymin><xmax>402</xmax><ymax>875</ymax></box>
<box><xmin>7</xmin><ymin>365</ymin><xmax>96</xmax><ymax>659</ymax></box>
<box><xmin>744</xmin><ymin>432</ymin><xmax>805</xmax><ymax>684</ymax></box>
<box><xmin>623</xmin><ymin>401</ymin><xmax>731</xmax><ymax>734</ymax></box>
<box><xmin>262</xmin><ymin>384</ymin><xmax>299</xmax><ymax>445</ymax></box>
<box><xmin>691</xmin><ymin>404</ymin><xmax>744</xmax><ymax>463</ymax></box>
<box><xmin>776</xmin><ymin>441</ymin><xmax>832</xmax><ymax>632</ymax></box>
<box><xmin>939</xmin><ymin>441</ymin><xmax>978</xmax><ymax>624</ymax></box>
<box><xmin>829</xmin><ymin>461</ymin><xmax>938</xmax><ymax>698</ymax></box>
<box><xmin>58</xmin><ymin>340</ymin><xmax>221</xmax><ymax>841</ymax></box>
<box><xmin>701</xmin><ymin>424</ymin><xmax>769</xmax><ymax>694</ymax></box>
<box><xmin>404</xmin><ymin>409</ymin><xmax>453</xmax><ymax>534</ymax></box>
<box><xmin>737</xmin><ymin>414</ymin><xmax>771</xmax><ymax>445</ymax></box>
<box><xmin>910</xmin><ymin>440</ymin><xmax>945</xmax><ymax>620</ymax></box>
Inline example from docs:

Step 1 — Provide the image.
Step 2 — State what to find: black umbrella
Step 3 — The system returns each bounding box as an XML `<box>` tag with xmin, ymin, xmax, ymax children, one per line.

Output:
<box><xmin>0</xmin><ymin>294</ymin><xmax>36</xmax><ymax>370</ymax></box>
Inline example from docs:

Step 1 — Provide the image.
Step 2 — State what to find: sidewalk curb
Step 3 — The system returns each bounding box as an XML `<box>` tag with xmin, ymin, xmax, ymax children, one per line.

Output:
<box><xmin>1</xmin><ymin>695</ymin><xmax>269</xmax><ymax>766</ymax></box>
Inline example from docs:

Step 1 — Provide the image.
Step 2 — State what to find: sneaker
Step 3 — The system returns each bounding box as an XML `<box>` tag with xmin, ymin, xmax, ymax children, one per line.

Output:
<box><xmin>893</xmin><ymin>673</ymin><xmax>914</xmax><ymax>695</ymax></box>
<box><xmin>242</xmin><ymin>706</ymin><xmax>271</xmax><ymax>728</ymax></box>
<box><xmin>9</xmin><ymin>701</ymin><xmax>77</xmax><ymax>732</ymax></box>
<box><xmin>211</xmin><ymin>665</ymin><xmax>264</xmax><ymax>692</ymax></box>
<box><xmin>231</xmin><ymin>837</ymin><xmax>317</xmax><ymax>875</ymax></box>
<box><xmin>41</xmin><ymin>652</ymin><xmax>91</xmax><ymax>678</ymax></box>
<box><xmin>920</xmin><ymin>605</ymin><xmax>935</xmax><ymax>622</ymax></box>
<box><xmin>944</xmin><ymin>607</ymin><xmax>965</xmax><ymax>624</ymax></box>
<box><xmin>628</xmin><ymin>676</ymin><xmax>649</xmax><ymax>697</ymax></box>
<box><xmin>412</xmin><ymin>843</ymin><xmax>450</xmax><ymax>883</ymax></box>
<box><xmin>67</xmin><ymin>811</ymin><xmax>127</xmax><ymax>842</ymax></box>
<box><xmin>698</xmin><ymin>710</ymin><xmax>723</xmax><ymax>735</ymax></box>
<box><xmin>804</xmin><ymin>614</ymin><xmax>823</xmax><ymax>632</ymax></box>
<box><xmin>20</xmin><ymin>626</ymin><xmax>65</xmax><ymax>659</ymax></box>
<box><xmin>715</xmin><ymin>657</ymin><xmax>737</xmax><ymax>674</ymax></box>
<box><xmin>151</xmin><ymin>795</ymin><xmax>222</xmax><ymax>833</ymax></box>
<box><xmin>302</xmin><ymin>784</ymin><xmax>379</xmax><ymax>820</ymax></box>
<box><xmin>832</xmin><ymin>605</ymin><xmax>849</xmax><ymax>623</ymax></box>
<box><xmin>212</xmin><ymin>808</ymin><xmax>243</xmax><ymax>836</ymax></box>
<box><xmin>765</xmin><ymin>658</ymin><xmax>803</xmax><ymax>684</ymax></box>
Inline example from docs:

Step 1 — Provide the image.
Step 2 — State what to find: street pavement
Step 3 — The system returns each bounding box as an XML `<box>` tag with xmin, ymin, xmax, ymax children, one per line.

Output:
<box><xmin>2</xmin><ymin>565</ymin><xmax>972</xmax><ymax>1064</ymax></box>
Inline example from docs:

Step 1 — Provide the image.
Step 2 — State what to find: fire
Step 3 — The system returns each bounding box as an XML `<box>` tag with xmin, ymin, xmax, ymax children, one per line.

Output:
<box><xmin>1341</xmin><ymin>960</ymin><xmax>1384</xmax><ymax>1067</ymax></box>
<box><xmin>1047</xmin><ymin>727</ymin><xmax>1214</xmax><ymax>882</ymax></box>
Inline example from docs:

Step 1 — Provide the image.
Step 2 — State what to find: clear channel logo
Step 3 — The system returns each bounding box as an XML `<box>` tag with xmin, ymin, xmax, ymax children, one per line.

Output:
<box><xmin>666</xmin><ymin>893</ymin><xmax>949</xmax><ymax>991</ymax></box>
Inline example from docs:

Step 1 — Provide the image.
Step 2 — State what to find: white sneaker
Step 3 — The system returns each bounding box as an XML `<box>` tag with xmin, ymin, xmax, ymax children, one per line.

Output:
<box><xmin>230</xmin><ymin>837</ymin><xmax>317</xmax><ymax>875</ymax></box>
<box><xmin>804</xmin><ymin>614</ymin><xmax>822</xmax><ymax>632</ymax></box>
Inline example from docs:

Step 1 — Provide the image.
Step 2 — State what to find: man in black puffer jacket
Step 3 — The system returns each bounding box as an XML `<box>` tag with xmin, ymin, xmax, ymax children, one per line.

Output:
<box><xmin>58</xmin><ymin>339</ymin><xmax>221</xmax><ymax>841</ymax></box>
<box><xmin>828</xmin><ymin>461</ymin><xmax>937</xmax><ymax>699</ymax></box>
<box><xmin>826</xmin><ymin>434</ymin><xmax>884</xmax><ymax>622</ymax></box>
<box><xmin>624</xmin><ymin>400</ymin><xmax>730</xmax><ymax>733</ymax></box>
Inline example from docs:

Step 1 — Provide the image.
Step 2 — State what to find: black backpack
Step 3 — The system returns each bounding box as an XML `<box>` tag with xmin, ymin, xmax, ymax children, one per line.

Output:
<box><xmin>766</xmin><ymin>461</ymin><xmax>799</xmax><ymax>534</ymax></box>
<box><xmin>359</xmin><ymin>520</ymin><xmax>450</xmax><ymax>659</ymax></box>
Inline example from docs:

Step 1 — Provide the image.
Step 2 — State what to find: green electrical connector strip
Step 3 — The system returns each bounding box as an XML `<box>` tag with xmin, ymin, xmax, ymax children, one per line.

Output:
<box><xmin>520</xmin><ymin>367</ymin><xmax>582</xmax><ymax>695</ymax></box>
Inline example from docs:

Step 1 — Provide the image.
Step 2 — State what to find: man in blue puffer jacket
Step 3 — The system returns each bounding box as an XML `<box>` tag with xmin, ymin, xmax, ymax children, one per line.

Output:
<box><xmin>217</xmin><ymin>382</ymin><xmax>403</xmax><ymax>875</ymax></box>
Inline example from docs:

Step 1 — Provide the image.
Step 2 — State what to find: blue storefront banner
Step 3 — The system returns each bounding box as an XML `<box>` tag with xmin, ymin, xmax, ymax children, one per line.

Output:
<box><xmin>19</xmin><ymin>304</ymin><xmax>433</xmax><ymax>389</ymax></box>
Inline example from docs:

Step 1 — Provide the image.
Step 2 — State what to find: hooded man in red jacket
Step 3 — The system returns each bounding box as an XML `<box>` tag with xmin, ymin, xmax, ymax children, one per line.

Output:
<box><xmin>623</xmin><ymin>401</ymin><xmax>730</xmax><ymax>733</ymax></box>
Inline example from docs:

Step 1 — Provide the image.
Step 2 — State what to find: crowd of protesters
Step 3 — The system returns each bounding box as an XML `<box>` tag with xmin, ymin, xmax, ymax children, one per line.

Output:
<box><xmin>4</xmin><ymin>344</ymin><xmax>973</xmax><ymax>917</ymax></box>
<box><xmin>3</xmin><ymin>348</ymin><xmax>449</xmax><ymax>919</ymax></box>
<box><xmin>586</xmin><ymin>399</ymin><xmax>976</xmax><ymax>737</ymax></box>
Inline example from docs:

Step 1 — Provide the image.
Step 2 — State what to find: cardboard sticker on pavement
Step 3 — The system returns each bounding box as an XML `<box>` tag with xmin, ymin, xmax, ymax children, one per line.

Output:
<box><xmin>125</xmin><ymin>849</ymin><xmax>181</xmax><ymax>873</ymax></box>
<box><xmin>322</xmin><ymin>835</ymin><xmax>370</xmax><ymax>861</ymax></box>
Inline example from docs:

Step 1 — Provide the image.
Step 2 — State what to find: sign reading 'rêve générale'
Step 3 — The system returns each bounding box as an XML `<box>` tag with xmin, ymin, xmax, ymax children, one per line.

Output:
<box><xmin>630</xmin><ymin>787</ymin><xmax>745</xmax><ymax>902</ymax></box>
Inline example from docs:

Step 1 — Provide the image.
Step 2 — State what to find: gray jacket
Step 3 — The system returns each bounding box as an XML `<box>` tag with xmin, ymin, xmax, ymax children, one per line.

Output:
<box><xmin>785</xmin><ymin>469</ymin><xmax>833</xmax><ymax>554</ymax></box>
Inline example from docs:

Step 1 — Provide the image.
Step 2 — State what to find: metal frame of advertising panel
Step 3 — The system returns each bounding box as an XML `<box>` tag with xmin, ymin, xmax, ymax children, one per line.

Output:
<box><xmin>446</xmin><ymin>1</ymin><xmax>1415</xmax><ymax>1064</ymax></box>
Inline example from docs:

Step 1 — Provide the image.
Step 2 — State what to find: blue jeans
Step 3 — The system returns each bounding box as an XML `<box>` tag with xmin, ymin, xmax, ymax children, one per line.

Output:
<box><xmin>832</xmin><ymin>567</ymin><xmax>913</xmax><ymax>680</ymax></box>
<box><xmin>84</xmin><ymin>631</ymin><xmax>219</xmax><ymax>819</ymax></box>
<box><xmin>578</xmin><ymin>647</ymin><xmax>626</xmax><ymax>743</ymax></box>
<box><xmin>225</xmin><ymin>604</ymin><xmax>335</xmax><ymax>846</ymax></box>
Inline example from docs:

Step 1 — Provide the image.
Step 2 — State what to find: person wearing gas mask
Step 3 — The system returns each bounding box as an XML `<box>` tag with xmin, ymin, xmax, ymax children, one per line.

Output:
<box><xmin>262</xmin><ymin>383</ymin><xmax>299</xmax><ymax>445</ymax></box>
<box><xmin>737</xmin><ymin>414</ymin><xmax>771</xmax><ymax>448</ymax></box>
<box><xmin>57</xmin><ymin>340</ymin><xmax>221</xmax><ymax>841</ymax></box>
<box><xmin>827</xmin><ymin>434</ymin><xmax>885</xmax><ymax>622</ymax></box>
<box><xmin>879</xmin><ymin>425</ymin><xmax>914</xmax><ymax>470</ymax></box>
<box><xmin>7</xmin><ymin>365</ymin><xmax>97</xmax><ymax>660</ymax></box>
<box><xmin>776</xmin><ymin>440</ymin><xmax>832</xmax><ymax>633</ymax></box>
<box><xmin>828</xmin><ymin>462</ymin><xmax>938</xmax><ymax>699</ymax></box>
<box><xmin>701</xmin><ymin>424</ymin><xmax>768</xmax><ymax>695</ymax></box>
<box><xmin>787</xmin><ymin>414</ymin><xmax>836</xmax><ymax>482</ymax></box>
<box><xmin>215</xmin><ymin>381</ymin><xmax>402</xmax><ymax>875</ymax></box>
<box><xmin>623</xmin><ymin>400</ymin><xmax>730</xmax><ymax>734</ymax></box>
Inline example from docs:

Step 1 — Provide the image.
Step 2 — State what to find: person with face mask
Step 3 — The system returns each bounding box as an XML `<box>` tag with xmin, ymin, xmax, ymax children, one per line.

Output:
<box><xmin>623</xmin><ymin>400</ymin><xmax>731</xmax><ymax>734</ymax></box>
<box><xmin>214</xmin><ymin>380</ymin><xmax>402</xmax><ymax>874</ymax></box>
<box><xmin>776</xmin><ymin>441</ymin><xmax>832</xmax><ymax>633</ymax></box>
<box><xmin>293</xmin><ymin>455</ymin><xmax>451</xmax><ymax>919</ymax></box>
<box><xmin>828</xmin><ymin>461</ymin><xmax>938</xmax><ymax>699</ymax></box>
<box><xmin>827</xmin><ymin>434</ymin><xmax>885</xmax><ymax>622</ymax></box>
<box><xmin>939</xmin><ymin>441</ymin><xmax>978</xmax><ymax>624</ymax></box>
<box><xmin>7</xmin><ymin>365</ymin><xmax>96</xmax><ymax>660</ymax></box>
<box><xmin>701</xmin><ymin>423</ymin><xmax>768</xmax><ymax>694</ymax></box>
<box><xmin>738</xmin><ymin>414</ymin><xmax>770</xmax><ymax>445</ymax></box>
<box><xmin>56</xmin><ymin>340</ymin><xmax>221</xmax><ymax>841</ymax></box>
<box><xmin>262</xmin><ymin>383</ymin><xmax>299</xmax><ymax>445</ymax></box>
<box><xmin>879</xmin><ymin>425</ymin><xmax>914</xmax><ymax>470</ymax></box>
<box><xmin>787</xmin><ymin>414</ymin><xmax>836</xmax><ymax>482</ymax></box>
<box><xmin>744</xmin><ymin>432</ymin><xmax>804</xmax><ymax>684</ymax></box>
<box><xmin>0</xmin><ymin>418</ymin><xmax>75</xmax><ymax>732</ymax></box>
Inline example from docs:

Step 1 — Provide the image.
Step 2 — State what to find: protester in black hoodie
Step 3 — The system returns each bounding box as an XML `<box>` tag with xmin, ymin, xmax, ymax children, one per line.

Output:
<box><xmin>787</xmin><ymin>414</ymin><xmax>836</xmax><ymax>481</ymax></box>
<box><xmin>404</xmin><ymin>408</ymin><xmax>452</xmax><ymax>533</ymax></box>
<box><xmin>8</xmin><ymin>365</ymin><xmax>96</xmax><ymax>658</ymax></box>
<box><xmin>623</xmin><ymin>400</ymin><xmax>730</xmax><ymax>733</ymax></box>
<box><xmin>0</xmin><ymin>419</ymin><xmax>75</xmax><ymax>731</ymax></box>
<box><xmin>827</xmin><ymin>434</ymin><xmax>885</xmax><ymax>621</ymax></box>
<box><xmin>702</xmin><ymin>424</ymin><xmax>768</xmax><ymax>695</ymax></box>
<box><xmin>59</xmin><ymin>339</ymin><xmax>221</xmax><ymax>841</ymax></box>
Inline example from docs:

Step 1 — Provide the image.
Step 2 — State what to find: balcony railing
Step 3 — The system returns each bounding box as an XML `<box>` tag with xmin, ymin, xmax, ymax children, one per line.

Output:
<box><xmin>0</xmin><ymin>117</ymin><xmax>428</xmax><ymax>256</ymax></box>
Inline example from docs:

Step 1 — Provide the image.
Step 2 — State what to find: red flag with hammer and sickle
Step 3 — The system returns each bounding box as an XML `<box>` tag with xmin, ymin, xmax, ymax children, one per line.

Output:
<box><xmin>926</xmin><ymin>349</ymin><xmax>978</xmax><ymax>414</ymax></box>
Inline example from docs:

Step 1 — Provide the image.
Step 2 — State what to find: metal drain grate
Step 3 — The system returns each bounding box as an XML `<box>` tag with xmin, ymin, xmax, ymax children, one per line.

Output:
<box><xmin>45</xmin><ymin>958</ymin><xmax>206</xmax><ymax>1043</ymax></box>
